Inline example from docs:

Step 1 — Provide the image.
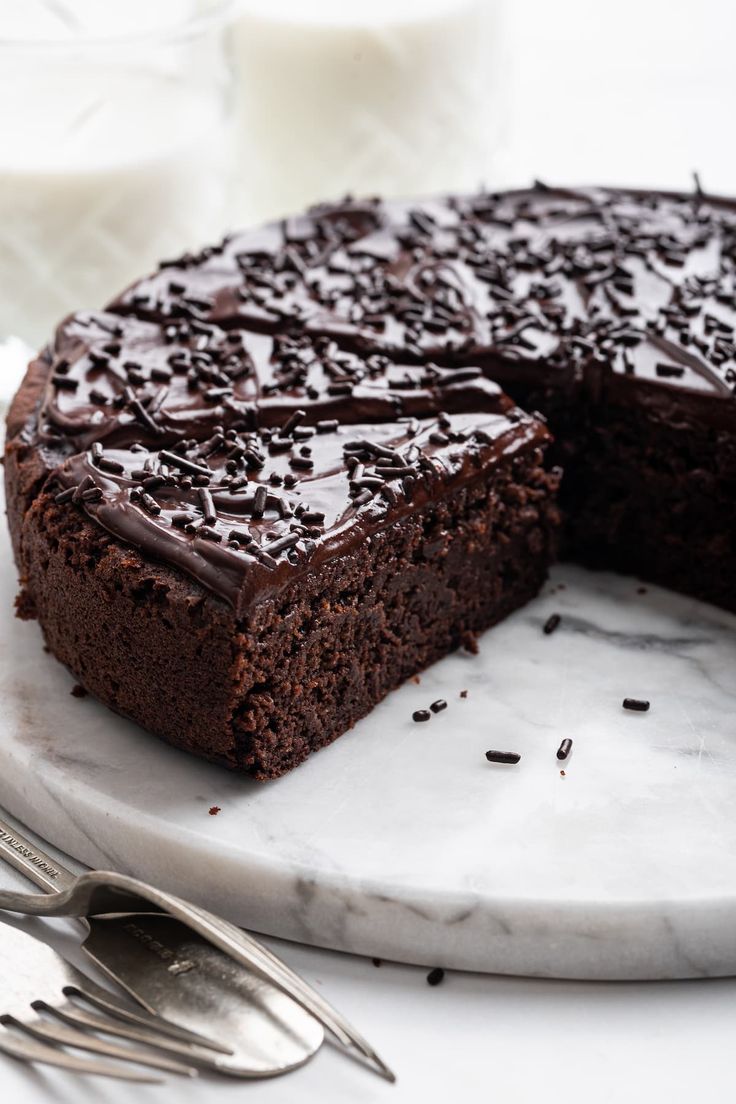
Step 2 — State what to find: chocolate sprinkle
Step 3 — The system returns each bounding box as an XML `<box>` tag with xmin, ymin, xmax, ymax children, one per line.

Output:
<box><xmin>485</xmin><ymin>750</ymin><xmax>521</xmax><ymax>764</ymax></box>
<box><xmin>198</xmin><ymin>487</ymin><xmax>217</xmax><ymax>524</ymax></box>
<box><xmin>556</xmin><ymin>738</ymin><xmax>573</xmax><ymax>761</ymax></box>
<box><xmin>253</xmin><ymin>485</ymin><xmax>268</xmax><ymax>518</ymax></box>
<box><xmin>543</xmin><ymin>613</ymin><xmax>561</xmax><ymax>635</ymax></box>
<box><xmin>623</xmin><ymin>698</ymin><xmax>650</xmax><ymax>712</ymax></box>
<box><xmin>159</xmin><ymin>449</ymin><xmax>212</xmax><ymax>478</ymax></box>
<box><xmin>97</xmin><ymin>456</ymin><xmax>125</xmax><ymax>475</ymax></box>
<box><xmin>655</xmin><ymin>362</ymin><xmax>685</xmax><ymax>379</ymax></box>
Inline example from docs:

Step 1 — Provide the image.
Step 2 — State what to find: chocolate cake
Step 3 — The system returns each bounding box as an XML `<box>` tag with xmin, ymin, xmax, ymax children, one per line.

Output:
<box><xmin>6</xmin><ymin>185</ymin><xmax>736</xmax><ymax>778</ymax></box>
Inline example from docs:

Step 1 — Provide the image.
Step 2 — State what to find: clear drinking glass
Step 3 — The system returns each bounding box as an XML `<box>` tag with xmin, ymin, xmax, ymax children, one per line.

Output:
<box><xmin>0</xmin><ymin>1</ymin><xmax>235</xmax><ymax>348</ymax></box>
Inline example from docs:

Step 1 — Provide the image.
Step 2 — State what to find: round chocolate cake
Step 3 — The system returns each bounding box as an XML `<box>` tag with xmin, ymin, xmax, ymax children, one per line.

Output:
<box><xmin>6</xmin><ymin>185</ymin><xmax>736</xmax><ymax>778</ymax></box>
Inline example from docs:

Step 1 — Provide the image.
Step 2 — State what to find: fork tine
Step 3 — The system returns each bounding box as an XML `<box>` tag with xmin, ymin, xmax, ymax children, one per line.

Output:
<box><xmin>0</xmin><ymin>1027</ymin><xmax>160</xmax><ymax>1083</ymax></box>
<box><xmin>182</xmin><ymin>904</ymin><xmax>395</xmax><ymax>1082</ymax></box>
<box><xmin>45</xmin><ymin>1000</ymin><xmax>219</xmax><ymax>1066</ymax></box>
<box><xmin>67</xmin><ymin>982</ymin><xmax>232</xmax><ymax>1054</ymax></box>
<box><xmin>232</xmin><ymin>934</ymin><xmax>395</xmax><ymax>1080</ymax></box>
<box><xmin>7</xmin><ymin>1016</ymin><xmax>196</xmax><ymax>1078</ymax></box>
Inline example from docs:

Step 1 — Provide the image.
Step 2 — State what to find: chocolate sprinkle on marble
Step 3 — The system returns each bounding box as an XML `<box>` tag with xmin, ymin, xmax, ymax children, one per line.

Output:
<box><xmin>485</xmin><ymin>750</ymin><xmax>521</xmax><ymax>764</ymax></box>
<box><xmin>556</xmin><ymin>738</ymin><xmax>573</xmax><ymax>761</ymax></box>
<box><xmin>623</xmin><ymin>698</ymin><xmax>650</xmax><ymax>712</ymax></box>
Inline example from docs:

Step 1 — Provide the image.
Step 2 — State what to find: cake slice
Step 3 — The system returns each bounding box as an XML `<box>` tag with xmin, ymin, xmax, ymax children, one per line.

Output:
<box><xmin>8</xmin><ymin>313</ymin><xmax>558</xmax><ymax>778</ymax></box>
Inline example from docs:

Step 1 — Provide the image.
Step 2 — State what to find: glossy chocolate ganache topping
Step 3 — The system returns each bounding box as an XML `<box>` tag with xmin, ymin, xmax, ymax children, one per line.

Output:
<box><xmin>33</xmin><ymin>185</ymin><xmax>736</xmax><ymax>611</ymax></box>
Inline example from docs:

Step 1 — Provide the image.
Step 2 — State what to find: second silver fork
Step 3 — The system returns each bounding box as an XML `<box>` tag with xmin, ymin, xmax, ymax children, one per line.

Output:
<box><xmin>0</xmin><ymin>815</ymin><xmax>394</xmax><ymax>1081</ymax></box>
<box><xmin>0</xmin><ymin>921</ymin><xmax>216</xmax><ymax>1082</ymax></box>
<box><xmin>0</xmin><ymin>816</ymin><xmax>325</xmax><ymax>1077</ymax></box>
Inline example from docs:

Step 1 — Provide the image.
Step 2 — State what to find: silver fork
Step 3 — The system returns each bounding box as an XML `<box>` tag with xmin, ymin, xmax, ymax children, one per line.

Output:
<box><xmin>0</xmin><ymin>921</ymin><xmax>211</xmax><ymax>1083</ymax></box>
<box><xmin>0</xmin><ymin>817</ymin><xmax>395</xmax><ymax>1083</ymax></box>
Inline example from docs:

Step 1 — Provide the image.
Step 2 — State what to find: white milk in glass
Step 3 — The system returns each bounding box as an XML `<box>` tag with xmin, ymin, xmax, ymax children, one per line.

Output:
<box><xmin>0</xmin><ymin>1</ymin><xmax>231</xmax><ymax>346</ymax></box>
<box><xmin>231</xmin><ymin>0</ymin><xmax>501</xmax><ymax>224</ymax></box>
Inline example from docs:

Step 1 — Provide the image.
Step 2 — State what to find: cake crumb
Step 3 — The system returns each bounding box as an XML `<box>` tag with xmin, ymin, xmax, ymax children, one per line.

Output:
<box><xmin>208</xmin><ymin>805</ymin><xmax>221</xmax><ymax>816</ymax></box>
<box><xmin>14</xmin><ymin>590</ymin><xmax>37</xmax><ymax>621</ymax></box>
<box><xmin>411</xmin><ymin>675</ymin><xmax>421</xmax><ymax>685</ymax></box>
<box><xmin>560</xmin><ymin>770</ymin><xmax>566</xmax><ymax>778</ymax></box>
<box><xmin>70</xmin><ymin>684</ymin><xmax>88</xmax><ymax>698</ymax></box>
<box><xmin>460</xmin><ymin>689</ymin><xmax>468</xmax><ymax>699</ymax></box>
<box><xmin>461</xmin><ymin>631</ymin><xmax>479</xmax><ymax>655</ymax></box>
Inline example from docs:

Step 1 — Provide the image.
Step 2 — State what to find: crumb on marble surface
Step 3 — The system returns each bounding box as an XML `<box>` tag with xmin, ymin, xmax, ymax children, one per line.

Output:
<box><xmin>208</xmin><ymin>805</ymin><xmax>221</xmax><ymax>816</ymax></box>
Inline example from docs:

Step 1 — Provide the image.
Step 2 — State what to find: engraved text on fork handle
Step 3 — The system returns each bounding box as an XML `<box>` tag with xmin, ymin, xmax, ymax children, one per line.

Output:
<box><xmin>0</xmin><ymin>814</ymin><xmax>77</xmax><ymax>893</ymax></box>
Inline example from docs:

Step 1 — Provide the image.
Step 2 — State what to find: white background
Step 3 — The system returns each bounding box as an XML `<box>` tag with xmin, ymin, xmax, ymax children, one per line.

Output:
<box><xmin>2</xmin><ymin>1</ymin><xmax>736</xmax><ymax>1101</ymax></box>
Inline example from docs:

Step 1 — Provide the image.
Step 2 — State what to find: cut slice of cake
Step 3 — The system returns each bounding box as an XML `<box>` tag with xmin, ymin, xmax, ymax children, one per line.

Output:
<box><xmin>7</xmin><ymin>308</ymin><xmax>558</xmax><ymax>778</ymax></box>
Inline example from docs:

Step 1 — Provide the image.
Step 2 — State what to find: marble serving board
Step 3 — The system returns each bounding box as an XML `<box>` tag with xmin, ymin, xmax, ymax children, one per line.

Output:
<box><xmin>1</xmin><ymin>491</ymin><xmax>736</xmax><ymax>981</ymax></box>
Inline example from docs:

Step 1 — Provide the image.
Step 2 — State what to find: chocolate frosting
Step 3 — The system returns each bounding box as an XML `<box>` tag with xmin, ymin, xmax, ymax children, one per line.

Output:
<box><xmin>111</xmin><ymin>186</ymin><xmax>736</xmax><ymax>406</ymax></box>
<box><xmin>32</xmin><ymin>184</ymin><xmax>736</xmax><ymax>610</ymax></box>
<box><xmin>57</xmin><ymin>411</ymin><xmax>545</xmax><ymax>615</ymax></box>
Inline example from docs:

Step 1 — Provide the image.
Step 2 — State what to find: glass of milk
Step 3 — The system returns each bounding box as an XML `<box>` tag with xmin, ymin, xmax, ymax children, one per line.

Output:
<box><xmin>230</xmin><ymin>0</ymin><xmax>503</xmax><ymax>225</ymax></box>
<box><xmin>0</xmin><ymin>0</ymin><xmax>235</xmax><ymax>347</ymax></box>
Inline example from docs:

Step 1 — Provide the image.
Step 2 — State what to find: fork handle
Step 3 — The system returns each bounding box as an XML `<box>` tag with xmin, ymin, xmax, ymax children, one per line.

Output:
<box><xmin>0</xmin><ymin>815</ymin><xmax>76</xmax><ymax>893</ymax></box>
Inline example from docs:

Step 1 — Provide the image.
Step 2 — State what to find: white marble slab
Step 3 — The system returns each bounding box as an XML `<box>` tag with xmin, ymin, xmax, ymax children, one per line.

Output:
<box><xmin>1</xmin><ymin>492</ymin><xmax>736</xmax><ymax>980</ymax></box>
